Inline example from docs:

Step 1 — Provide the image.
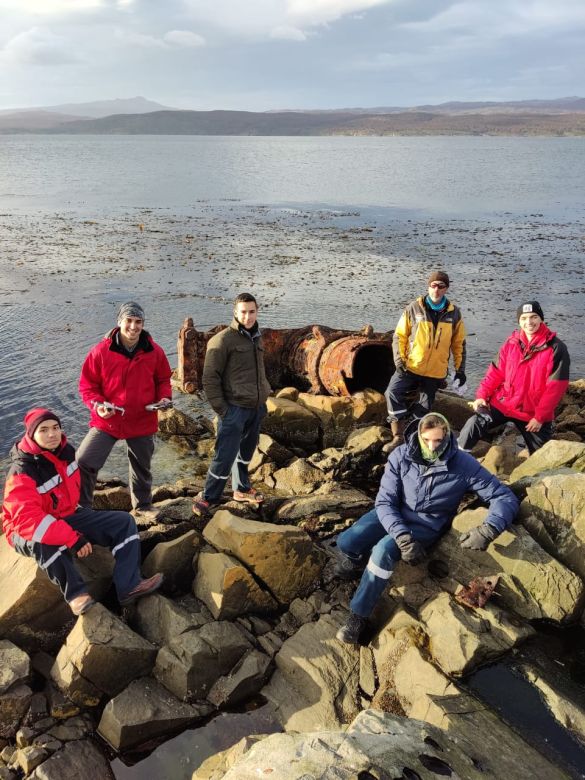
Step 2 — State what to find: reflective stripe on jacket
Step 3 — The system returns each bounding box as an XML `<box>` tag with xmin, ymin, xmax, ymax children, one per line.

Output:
<box><xmin>375</xmin><ymin>432</ymin><xmax>518</xmax><ymax>539</ymax></box>
<box><xmin>2</xmin><ymin>435</ymin><xmax>82</xmax><ymax>548</ymax></box>
<box><xmin>79</xmin><ymin>329</ymin><xmax>172</xmax><ymax>438</ymax></box>
<box><xmin>476</xmin><ymin>324</ymin><xmax>570</xmax><ymax>423</ymax></box>
<box><xmin>392</xmin><ymin>297</ymin><xmax>466</xmax><ymax>379</ymax></box>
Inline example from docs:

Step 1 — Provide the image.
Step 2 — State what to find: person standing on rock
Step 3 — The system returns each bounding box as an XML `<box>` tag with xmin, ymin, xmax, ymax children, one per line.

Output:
<box><xmin>192</xmin><ymin>292</ymin><xmax>272</xmax><ymax>517</ymax></box>
<box><xmin>77</xmin><ymin>302</ymin><xmax>172</xmax><ymax>521</ymax></box>
<box><xmin>385</xmin><ymin>271</ymin><xmax>467</xmax><ymax>452</ymax></box>
<box><xmin>458</xmin><ymin>301</ymin><xmax>570</xmax><ymax>455</ymax></box>
<box><xmin>2</xmin><ymin>408</ymin><xmax>163</xmax><ymax>616</ymax></box>
<box><xmin>334</xmin><ymin>413</ymin><xmax>518</xmax><ymax>644</ymax></box>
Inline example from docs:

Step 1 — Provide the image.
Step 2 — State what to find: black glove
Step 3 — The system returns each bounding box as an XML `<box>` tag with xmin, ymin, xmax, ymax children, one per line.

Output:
<box><xmin>396</xmin><ymin>534</ymin><xmax>426</xmax><ymax>565</ymax></box>
<box><xmin>460</xmin><ymin>524</ymin><xmax>499</xmax><ymax>551</ymax></box>
<box><xmin>454</xmin><ymin>370</ymin><xmax>467</xmax><ymax>386</ymax></box>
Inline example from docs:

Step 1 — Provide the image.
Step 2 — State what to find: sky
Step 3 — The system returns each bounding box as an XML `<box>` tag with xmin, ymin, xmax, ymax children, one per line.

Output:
<box><xmin>0</xmin><ymin>0</ymin><xmax>584</xmax><ymax>112</ymax></box>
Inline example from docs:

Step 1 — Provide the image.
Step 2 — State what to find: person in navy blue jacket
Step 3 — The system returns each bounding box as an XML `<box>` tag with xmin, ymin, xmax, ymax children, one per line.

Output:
<box><xmin>334</xmin><ymin>412</ymin><xmax>519</xmax><ymax>644</ymax></box>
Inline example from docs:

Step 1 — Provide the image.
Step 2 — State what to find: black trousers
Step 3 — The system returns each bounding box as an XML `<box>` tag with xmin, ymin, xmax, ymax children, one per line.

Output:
<box><xmin>385</xmin><ymin>370</ymin><xmax>443</xmax><ymax>422</ymax></box>
<box><xmin>458</xmin><ymin>405</ymin><xmax>552</xmax><ymax>455</ymax></box>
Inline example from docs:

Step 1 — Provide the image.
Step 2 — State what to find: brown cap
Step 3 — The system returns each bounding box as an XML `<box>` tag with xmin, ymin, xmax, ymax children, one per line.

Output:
<box><xmin>428</xmin><ymin>271</ymin><xmax>450</xmax><ymax>286</ymax></box>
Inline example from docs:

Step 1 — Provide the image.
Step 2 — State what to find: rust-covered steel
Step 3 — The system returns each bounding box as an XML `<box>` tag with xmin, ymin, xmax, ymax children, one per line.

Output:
<box><xmin>176</xmin><ymin>320</ymin><xmax>394</xmax><ymax>397</ymax></box>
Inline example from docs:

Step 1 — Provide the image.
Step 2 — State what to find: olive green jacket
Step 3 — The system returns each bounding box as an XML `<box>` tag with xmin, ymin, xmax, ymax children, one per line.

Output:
<box><xmin>202</xmin><ymin>320</ymin><xmax>272</xmax><ymax>416</ymax></box>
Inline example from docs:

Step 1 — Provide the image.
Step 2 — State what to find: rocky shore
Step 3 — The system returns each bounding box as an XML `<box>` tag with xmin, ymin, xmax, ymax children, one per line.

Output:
<box><xmin>1</xmin><ymin>382</ymin><xmax>585</xmax><ymax>779</ymax></box>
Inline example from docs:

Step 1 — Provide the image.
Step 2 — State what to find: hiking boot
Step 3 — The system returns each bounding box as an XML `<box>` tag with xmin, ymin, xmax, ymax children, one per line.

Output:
<box><xmin>333</xmin><ymin>552</ymin><xmax>364</xmax><ymax>581</ymax></box>
<box><xmin>119</xmin><ymin>573</ymin><xmax>164</xmax><ymax>606</ymax></box>
<box><xmin>233</xmin><ymin>488</ymin><xmax>264</xmax><ymax>504</ymax></box>
<box><xmin>336</xmin><ymin>613</ymin><xmax>367</xmax><ymax>644</ymax></box>
<box><xmin>382</xmin><ymin>419</ymin><xmax>406</xmax><ymax>455</ymax></box>
<box><xmin>69</xmin><ymin>593</ymin><xmax>96</xmax><ymax>616</ymax></box>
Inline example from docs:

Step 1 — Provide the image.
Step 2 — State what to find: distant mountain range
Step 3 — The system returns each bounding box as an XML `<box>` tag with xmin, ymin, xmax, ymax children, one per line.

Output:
<box><xmin>1</xmin><ymin>97</ymin><xmax>585</xmax><ymax>136</ymax></box>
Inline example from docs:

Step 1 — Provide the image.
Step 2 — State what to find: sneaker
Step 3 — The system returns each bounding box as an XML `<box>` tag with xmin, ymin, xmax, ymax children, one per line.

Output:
<box><xmin>119</xmin><ymin>573</ymin><xmax>164</xmax><ymax>606</ymax></box>
<box><xmin>192</xmin><ymin>493</ymin><xmax>211</xmax><ymax>517</ymax></box>
<box><xmin>69</xmin><ymin>593</ymin><xmax>96</xmax><ymax>616</ymax></box>
<box><xmin>333</xmin><ymin>553</ymin><xmax>364</xmax><ymax>580</ymax></box>
<box><xmin>233</xmin><ymin>488</ymin><xmax>264</xmax><ymax>504</ymax></box>
<box><xmin>336</xmin><ymin>613</ymin><xmax>367</xmax><ymax>644</ymax></box>
<box><xmin>132</xmin><ymin>505</ymin><xmax>160</xmax><ymax>522</ymax></box>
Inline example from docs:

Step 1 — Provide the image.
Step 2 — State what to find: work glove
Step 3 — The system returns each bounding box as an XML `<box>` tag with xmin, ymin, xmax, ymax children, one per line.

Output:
<box><xmin>460</xmin><ymin>523</ymin><xmax>499</xmax><ymax>551</ymax></box>
<box><xmin>454</xmin><ymin>370</ymin><xmax>467</xmax><ymax>386</ymax></box>
<box><xmin>396</xmin><ymin>534</ymin><xmax>426</xmax><ymax>565</ymax></box>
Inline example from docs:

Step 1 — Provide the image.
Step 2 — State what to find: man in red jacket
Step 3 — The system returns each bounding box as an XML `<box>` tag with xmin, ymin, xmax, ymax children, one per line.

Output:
<box><xmin>2</xmin><ymin>409</ymin><xmax>163</xmax><ymax>616</ymax></box>
<box><xmin>77</xmin><ymin>302</ymin><xmax>172</xmax><ymax>518</ymax></box>
<box><xmin>458</xmin><ymin>301</ymin><xmax>570</xmax><ymax>454</ymax></box>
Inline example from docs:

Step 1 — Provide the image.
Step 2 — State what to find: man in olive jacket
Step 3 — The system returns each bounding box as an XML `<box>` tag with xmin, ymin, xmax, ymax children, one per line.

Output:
<box><xmin>193</xmin><ymin>293</ymin><xmax>272</xmax><ymax>516</ymax></box>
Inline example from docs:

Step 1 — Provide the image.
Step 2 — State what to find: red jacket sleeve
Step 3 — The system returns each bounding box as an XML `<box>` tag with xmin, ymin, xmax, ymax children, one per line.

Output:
<box><xmin>3</xmin><ymin>473</ymin><xmax>81</xmax><ymax>548</ymax></box>
<box><xmin>154</xmin><ymin>346</ymin><xmax>172</xmax><ymax>401</ymax></box>
<box><xmin>535</xmin><ymin>338</ymin><xmax>570</xmax><ymax>422</ymax></box>
<box><xmin>79</xmin><ymin>346</ymin><xmax>105</xmax><ymax>410</ymax></box>
<box><xmin>476</xmin><ymin>344</ymin><xmax>508</xmax><ymax>402</ymax></box>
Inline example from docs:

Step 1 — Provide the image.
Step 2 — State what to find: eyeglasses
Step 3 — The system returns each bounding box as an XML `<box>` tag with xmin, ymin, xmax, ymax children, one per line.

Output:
<box><xmin>429</xmin><ymin>282</ymin><xmax>447</xmax><ymax>289</ymax></box>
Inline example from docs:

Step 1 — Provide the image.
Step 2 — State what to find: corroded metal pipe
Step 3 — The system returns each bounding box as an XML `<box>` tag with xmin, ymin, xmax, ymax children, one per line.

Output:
<box><xmin>176</xmin><ymin>320</ymin><xmax>394</xmax><ymax>397</ymax></box>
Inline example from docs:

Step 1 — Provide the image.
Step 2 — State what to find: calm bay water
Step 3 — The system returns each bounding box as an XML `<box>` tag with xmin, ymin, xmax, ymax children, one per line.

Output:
<box><xmin>0</xmin><ymin>134</ymin><xmax>584</xmax><ymax>463</ymax></box>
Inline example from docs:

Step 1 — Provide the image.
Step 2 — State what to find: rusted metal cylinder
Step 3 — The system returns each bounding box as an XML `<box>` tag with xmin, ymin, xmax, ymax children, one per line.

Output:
<box><xmin>175</xmin><ymin>322</ymin><xmax>394</xmax><ymax>396</ymax></box>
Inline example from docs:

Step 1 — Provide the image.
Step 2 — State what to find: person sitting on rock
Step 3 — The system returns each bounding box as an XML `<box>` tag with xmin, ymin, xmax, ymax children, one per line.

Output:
<box><xmin>334</xmin><ymin>412</ymin><xmax>518</xmax><ymax>644</ymax></box>
<box><xmin>2</xmin><ymin>408</ymin><xmax>164</xmax><ymax>616</ymax></box>
<box><xmin>385</xmin><ymin>270</ymin><xmax>467</xmax><ymax>453</ymax></box>
<box><xmin>458</xmin><ymin>301</ymin><xmax>570</xmax><ymax>456</ymax></box>
<box><xmin>192</xmin><ymin>292</ymin><xmax>272</xmax><ymax>517</ymax></box>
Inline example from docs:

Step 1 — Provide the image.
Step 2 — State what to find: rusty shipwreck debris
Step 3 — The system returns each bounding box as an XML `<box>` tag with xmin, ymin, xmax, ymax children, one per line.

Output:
<box><xmin>176</xmin><ymin>319</ymin><xmax>394</xmax><ymax>396</ymax></box>
<box><xmin>455</xmin><ymin>575</ymin><xmax>500</xmax><ymax>609</ymax></box>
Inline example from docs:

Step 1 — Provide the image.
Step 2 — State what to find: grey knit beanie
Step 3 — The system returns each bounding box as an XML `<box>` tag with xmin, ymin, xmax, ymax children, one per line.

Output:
<box><xmin>117</xmin><ymin>301</ymin><xmax>145</xmax><ymax>323</ymax></box>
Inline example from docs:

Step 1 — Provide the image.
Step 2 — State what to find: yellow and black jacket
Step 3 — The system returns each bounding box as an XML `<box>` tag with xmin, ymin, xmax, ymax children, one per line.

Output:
<box><xmin>392</xmin><ymin>297</ymin><xmax>466</xmax><ymax>379</ymax></box>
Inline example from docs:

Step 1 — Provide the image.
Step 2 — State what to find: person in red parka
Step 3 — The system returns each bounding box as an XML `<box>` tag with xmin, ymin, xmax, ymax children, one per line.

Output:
<box><xmin>77</xmin><ymin>302</ymin><xmax>172</xmax><ymax>518</ymax></box>
<box><xmin>2</xmin><ymin>408</ymin><xmax>163</xmax><ymax>616</ymax></box>
<box><xmin>458</xmin><ymin>301</ymin><xmax>570</xmax><ymax>454</ymax></box>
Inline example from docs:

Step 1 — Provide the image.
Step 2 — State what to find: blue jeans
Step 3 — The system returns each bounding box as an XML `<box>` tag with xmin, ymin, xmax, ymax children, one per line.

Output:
<box><xmin>203</xmin><ymin>404</ymin><xmax>267</xmax><ymax>502</ymax></box>
<box><xmin>11</xmin><ymin>507</ymin><xmax>141</xmax><ymax>603</ymax></box>
<box><xmin>337</xmin><ymin>508</ymin><xmax>443</xmax><ymax>618</ymax></box>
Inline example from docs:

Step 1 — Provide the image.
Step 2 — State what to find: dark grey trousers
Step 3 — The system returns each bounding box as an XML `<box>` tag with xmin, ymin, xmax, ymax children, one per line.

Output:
<box><xmin>385</xmin><ymin>369</ymin><xmax>443</xmax><ymax>422</ymax></box>
<box><xmin>458</xmin><ymin>406</ymin><xmax>552</xmax><ymax>455</ymax></box>
<box><xmin>76</xmin><ymin>428</ymin><xmax>155</xmax><ymax>509</ymax></box>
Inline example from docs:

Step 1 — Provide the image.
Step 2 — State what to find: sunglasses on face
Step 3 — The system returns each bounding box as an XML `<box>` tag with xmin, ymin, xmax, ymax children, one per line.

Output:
<box><xmin>430</xmin><ymin>282</ymin><xmax>447</xmax><ymax>289</ymax></box>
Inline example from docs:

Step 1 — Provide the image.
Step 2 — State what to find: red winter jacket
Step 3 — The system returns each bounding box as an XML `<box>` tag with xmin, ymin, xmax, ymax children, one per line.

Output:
<box><xmin>79</xmin><ymin>329</ymin><xmax>172</xmax><ymax>439</ymax></box>
<box><xmin>476</xmin><ymin>323</ymin><xmax>570</xmax><ymax>423</ymax></box>
<box><xmin>2</xmin><ymin>434</ymin><xmax>82</xmax><ymax>549</ymax></box>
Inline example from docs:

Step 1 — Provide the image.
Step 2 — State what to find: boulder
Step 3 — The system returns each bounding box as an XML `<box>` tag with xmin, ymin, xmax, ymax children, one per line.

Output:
<box><xmin>27</xmin><ymin>738</ymin><xmax>113</xmax><ymax>780</ymax></box>
<box><xmin>0</xmin><ymin>537</ymin><xmax>70</xmax><ymax>646</ymax></box>
<box><xmin>0</xmin><ymin>641</ymin><xmax>30</xmax><ymax>694</ymax></box>
<box><xmin>510</xmin><ymin>439</ymin><xmax>585</xmax><ymax>482</ymax></box>
<box><xmin>275</xmin><ymin>386</ymin><xmax>299</xmax><ymax>401</ymax></box>
<box><xmin>0</xmin><ymin>685</ymin><xmax>33</xmax><ymax>739</ymax></box>
<box><xmin>434</xmin><ymin>390</ymin><xmax>475</xmax><ymax>431</ymax></box>
<box><xmin>207</xmin><ymin>649</ymin><xmax>272</xmax><ymax>708</ymax></box>
<box><xmin>481</xmin><ymin>441</ymin><xmax>522</xmax><ymax>477</ymax></box>
<box><xmin>157</xmin><ymin>407</ymin><xmax>207</xmax><ymax>436</ymax></box>
<box><xmin>522</xmin><ymin>665</ymin><xmax>585</xmax><ymax>743</ymax></box>
<box><xmin>419</xmin><ymin>592</ymin><xmax>534</xmax><ymax>677</ymax></box>
<box><xmin>128</xmin><ymin>593</ymin><xmax>209</xmax><ymax>646</ymax></box>
<box><xmin>262</xmin><ymin>611</ymin><xmax>360</xmax><ymax>731</ymax></box>
<box><xmin>97</xmin><ymin>677</ymin><xmax>202</xmax><ymax>751</ymax></box>
<box><xmin>256</xmin><ymin>433</ymin><xmax>294</xmax><ymax>466</ymax></box>
<box><xmin>203</xmin><ymin>510</ymin><xmax>326</xmax><ymax>604</ymax></box>
<box><xmin>261</xmin><ymin>397</ymin><xmax>320</xmax><ymax>450</ymax></box>
<box><xmin>432</xmin><ymin>509</ymin><xmax>585</xmax><ymax>623</ymax></box>
<box><xmin>142</xmin><ymin>530</ymin><xmax>201</xmax><ymax>594</ymax></box>
<box><xmin>272</xmin><ymin>485</ymin><xmax>371</xmax><ymax>524</ymax></box>
<box><xmin>51</xmin><ymin>605</ymin><xmax>157</xmax><ymax>705</ymax></box>
<box><xmin>272</xmin><ymin>458</ymin><xmax>324</xmax><ymax>495</ymax></box>
<box><xmin>212</xmin><ymin>708</ymin><xmax>517</xmax><ymax>780</ymax></box>
<box><xmin>15</xmin><ymin>746</ymin><xmax>48</xmax><ymax>774</ymax></box>
<box><xmin>92</xmin><ymin>486</ymin><xmax>132</xmax><ymax>511</ymax></box>
<box><xmin>296</xmin><ymin>392</ymin><xmax>385</xmax><ymax>448</ymax></box>
<box><xmin>392</xmin><ymin>645</ymin><xmax>459</xmax><ymax>723</ymax></box>
<box><xmin>520</xmin><ymin>471</ymin><xmax>585</xmax><ymax>580</ymax></box>
<box><xmin>194</xmin><ymin>551</ymin><xmax>278</xmax><ymax>620</ymax></box>
<box><xmin>153</xmin><ymin>621</ymin><xmax>251</xmax><ymax>701</ymax></box>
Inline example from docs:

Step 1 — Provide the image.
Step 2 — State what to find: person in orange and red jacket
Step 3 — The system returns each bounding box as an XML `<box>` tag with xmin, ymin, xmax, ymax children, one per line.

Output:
<box><xmin>77</xmin><ymin>302</ymin><xmax>172</xmax><ymax>519</ymax></box>
<box><xmin>2</xmin><ymin>408</ymin><xmax>163</xmax><ymax>616</ymax></box>
<box><xmin>458</xmin><ymin>301</ymin><xmax>570</xmax><ymax>454</ymax></box>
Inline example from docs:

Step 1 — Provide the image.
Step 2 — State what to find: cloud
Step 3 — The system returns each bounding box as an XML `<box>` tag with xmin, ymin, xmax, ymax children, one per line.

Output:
<box><xmin>163</xmin><ymin>29</ymin><xmax>206</xmax><ymax>47</ymax></box>
<box><xmin>115</xmin><ymin>28</ymin><xmax>166</xmax><ymax>48</ymax></box>
<box><xmin>286</xmin><ymin>0</ymin><xmax>391</xmax><ymax>27</ymax></box>
<box><xmin>269</xmin><ymin>25</ymin><xmax>307</xmax><ymax>41</ymax></box>
<box><xmin>0</xmin><ymin>0</ymin><xmax>105</xmax><ymax>12</ymax></box>
<box><xmin>2</xmin><ymin>26</ymin><xmax>77</xmax><ymax>65</ymax></box>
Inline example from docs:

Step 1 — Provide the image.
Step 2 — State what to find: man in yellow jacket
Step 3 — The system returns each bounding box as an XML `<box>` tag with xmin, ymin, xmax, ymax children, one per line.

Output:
<box><xmin>385</xmin><ymin>270</ymin><xmax>466</xmax><ymax>450</ymax></box>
